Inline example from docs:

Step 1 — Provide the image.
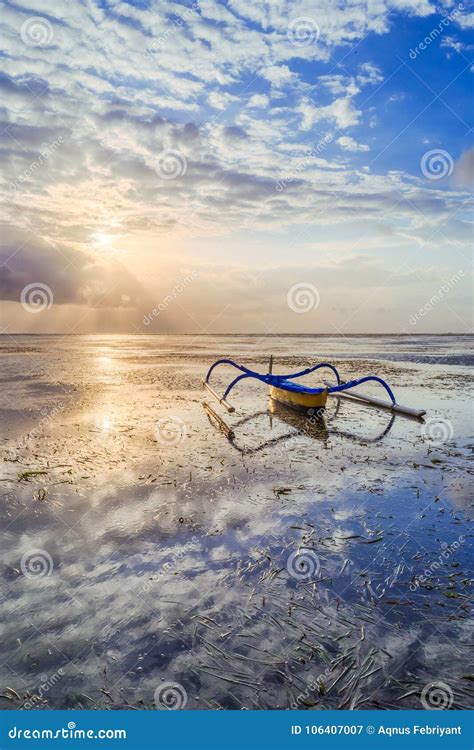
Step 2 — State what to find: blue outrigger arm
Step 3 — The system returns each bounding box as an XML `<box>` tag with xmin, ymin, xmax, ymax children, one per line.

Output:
<box><xmin>203</xmin><ymin>358</ymin><xmax>426</xmax><ymax>418</ymax></box>
<box><xmin>203</xmin><ymin>359</ymin><xmax>341</xmax><ymax>413</ymax></box>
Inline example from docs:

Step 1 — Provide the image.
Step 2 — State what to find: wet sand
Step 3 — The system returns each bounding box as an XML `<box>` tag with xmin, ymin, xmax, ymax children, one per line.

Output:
<box><xmin>0</xmin><ymin>334</ymin><xmax>473</xmax><ymax>710</ymax></box>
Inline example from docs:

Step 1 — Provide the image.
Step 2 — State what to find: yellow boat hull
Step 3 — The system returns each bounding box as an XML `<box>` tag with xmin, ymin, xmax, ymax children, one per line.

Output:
<box><xmin>268</xmin><ymin>385</ymin><xmax>328</xmax><ymax>412</ymax></box>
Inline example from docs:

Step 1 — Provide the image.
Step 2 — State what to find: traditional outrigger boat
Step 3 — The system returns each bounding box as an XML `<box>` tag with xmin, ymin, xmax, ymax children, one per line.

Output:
<box><xmin>203</xmin><ymin>357</ymin><xmax>426</xmax><ymax>419</ymax></box>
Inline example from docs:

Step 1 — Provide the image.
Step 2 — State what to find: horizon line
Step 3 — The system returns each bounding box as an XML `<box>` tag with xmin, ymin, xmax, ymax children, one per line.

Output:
<box><xmin>1</xmin><ymin>332</ymin><xmax>472</xmax><ymax>337</ymax></box>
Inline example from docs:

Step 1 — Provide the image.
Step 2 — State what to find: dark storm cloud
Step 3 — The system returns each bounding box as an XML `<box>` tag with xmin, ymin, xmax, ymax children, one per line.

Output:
<box><xmin>0</xmin><ymin>229</ymin><xmax>143</xmax><ymax>307</ymax></box>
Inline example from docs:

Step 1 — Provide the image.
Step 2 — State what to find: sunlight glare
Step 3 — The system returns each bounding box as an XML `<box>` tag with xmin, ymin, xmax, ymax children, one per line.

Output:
<box><xmin>93</xmin><ymin>232</ymin><xmax>112</xmax><ymax>247</ymax></box>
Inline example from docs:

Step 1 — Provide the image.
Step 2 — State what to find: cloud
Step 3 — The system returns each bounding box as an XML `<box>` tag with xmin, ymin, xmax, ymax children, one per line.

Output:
<box><xmin>0</xmin><ymin>228</ymin><xmax>144</xmax><ymax>308</ymax></box>
<box><xmin>297</xmin><ymin>95</ymin><xmax>361</xmax><ymax>130</ymax></box>
<box><xmin>441</xmin><ymin>35</ymin><xmax>464</xmax><ymax>53</ymax></box>
<box><xmin>387</xmin><ymin>93</ymin><xmax>405</xmax><ymax>103</ymax></box>
<box><xmin>208</xmin><ymin>91</ymin><xmax>238</xmax><ymax>109</ymax></box>
<box><xmin>260</xmin><ymin>64</ymin><xmax>294</xmax><ymax>88</ymax></box>
<box><xmin>453</xmin><ymin>11</ymin><xmax>474</xmax><ymax>30</ymax></box>
<box><xmin>0</xmin><ymin>0</ymin><xmax>471</xmax><ymax>332</ymax></box>
<box><xmin>357</xmin><ymin>62</ymin><xmax>383</xmax><ymax>86</ymax></box>
<box><xmin>319</xmin><ymin>75</ymin><xmax>360</xmax><ymax>96</ymax></box>
<box><xmin>297</xmin><ymin>99</ymin><xmax>320</xmax><ymax>131</ymax></box>
<box><xmin>127</xmin><ymin>253</ymin><xmax>473</xmax><ymax>334</ymax></box>
<box><xmin>388</xmin><ymin>0</ymin><xmax>433</xmax><ymax>16</ymax></box>
<box><xmin>248</xmin><ymin>94</ymin><xmax>270</xmax><ymax>108</ymax></box>
<box><xmin>337</xmin><ymin>136</ymin><xmax>370</xmax><ymax>152</ymax></box>
<box><xmin>440</xmin><ymin>35</ymin><xmax>474</xmax><ymax>55</ymax></box>
<box><xmin>324</xmin><ymin>97</ymin><xmax>361</xmax><ymax>128</ymax></box>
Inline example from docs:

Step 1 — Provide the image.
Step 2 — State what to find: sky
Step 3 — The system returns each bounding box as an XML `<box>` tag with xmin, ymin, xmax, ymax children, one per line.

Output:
<box><xmin>0</xmin><ymin>0</ymin><xmax>473</xmax><ymax>334</ymax></box>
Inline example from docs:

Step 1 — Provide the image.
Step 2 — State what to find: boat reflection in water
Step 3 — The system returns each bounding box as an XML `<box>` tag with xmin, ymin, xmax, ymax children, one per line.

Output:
<box><xmin>204</xmin><ymin>395</ymin><xmax>396</xmax><ymax>455</ymax></box>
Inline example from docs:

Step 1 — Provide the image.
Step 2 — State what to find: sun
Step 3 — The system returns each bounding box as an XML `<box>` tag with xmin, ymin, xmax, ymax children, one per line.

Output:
<box><xmin>93</xmin><ymin>232</ymin><xmax>112</xmax><ymax>247</ymax></box>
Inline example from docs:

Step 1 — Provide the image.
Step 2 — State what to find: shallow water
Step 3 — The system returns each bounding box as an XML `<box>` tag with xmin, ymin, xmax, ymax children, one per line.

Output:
<box><xmin>0</xmin><ymin>334</ymin><xmax>472</xmax><ymax>710</ymax></box>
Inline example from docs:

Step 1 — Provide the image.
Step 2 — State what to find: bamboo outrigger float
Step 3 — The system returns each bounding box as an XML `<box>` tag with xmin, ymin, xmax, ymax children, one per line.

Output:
<box><xmin>203</xmin><ymin>357</ymin><xmax>426</xmax><ymax>419</ymax></box>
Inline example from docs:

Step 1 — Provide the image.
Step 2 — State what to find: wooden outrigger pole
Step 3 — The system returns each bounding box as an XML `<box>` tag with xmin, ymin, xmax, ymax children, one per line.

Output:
<box><xmin>327</xmin><ymin>387</ymin><xmax>425</xmax><ymax>418</ymax></box>
<box><xmin>202</xmin><ymin>381</ymin><xmax>235</xmax><ymax>413</ymax></box>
